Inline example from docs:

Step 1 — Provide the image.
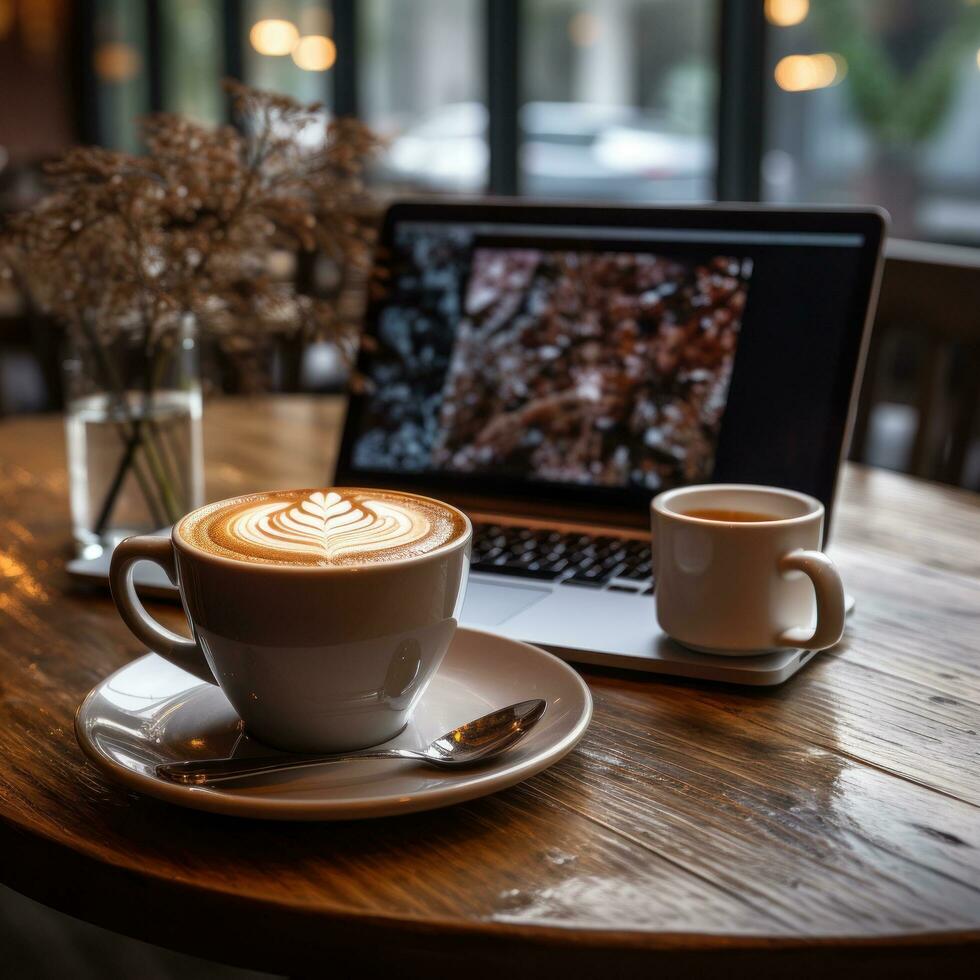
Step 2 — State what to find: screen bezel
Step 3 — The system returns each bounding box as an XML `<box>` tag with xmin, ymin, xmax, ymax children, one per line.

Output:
<box><xmin>335</xmin><ymin>199</ymin><xmax>886</xmax><ymax>534</ymax></box>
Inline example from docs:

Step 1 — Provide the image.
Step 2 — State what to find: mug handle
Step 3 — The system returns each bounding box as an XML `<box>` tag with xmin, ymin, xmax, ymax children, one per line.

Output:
<box><xmin>109</xmin><ymin>535</ymin><xmax>217</xmax><ymax>684</ymax></box>
<box><xmin>776</xmin><ymin>549</ymin><xmax>846</xmax><ymax>651</ymax></box>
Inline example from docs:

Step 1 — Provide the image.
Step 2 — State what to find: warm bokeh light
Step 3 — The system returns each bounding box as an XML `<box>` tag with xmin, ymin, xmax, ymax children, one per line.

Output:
<box><xmin>765</xmin><ymin>0</ymin><xmax>810</xmax><ymax>27</ymax></box>
<box><xmin>0</xmin><ymin>0</ymin><xmax>14</xmax><ymax>41</ymax></box>
<box><xmin>94</xmin><ymin>42</ymin><xmax>142</xmax><ymax>83</ymax></box>
<box><xmin>20</xmin><ymin>0</ymin><xmax>59</xmax><ymax>56</ymax></box>
<box><xmin>568</xmin><ymin>11</ymin><xmax>602</xmax><ymax>47</ymax></box>
<box><xmin>249</xmin><ymin>18</ymin><xmax>299</xmax><ymax>56</ymax></box>
<box><xmin>774</xmin><ymin>53</ymin><xmax>845</xmax><ymax>92</ymax></box>
<box><xmin>976</xmin><ymin>47</ymin><xmax>980</xmax><ymax>71</ymax></box>
<box><xmin>291</xmin><ymin>34</ymin><xmax>336</xmax><ymax>72</ymax></box>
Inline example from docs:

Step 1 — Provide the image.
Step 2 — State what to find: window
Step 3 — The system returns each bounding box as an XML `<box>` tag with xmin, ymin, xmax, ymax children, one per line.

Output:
<box><xmin>243</xmin><ymin>0</ymin><xmax>334</xmax><ymax>107</ymax></box>
<box><xmin>764</xmin><ymin>0</ymin><xmax>980</xmax><ymax>243</ymax></box>
<box><xmin>161</xmin><ymin>0</ymin><xmax>224</xmax><ymax>125</ymax></box>
<box><xmin>74</xmin><ymin>0</ymin><xmax>980</xmax><ymax>246</ymax></box>
<box><xmin>92</xmin><ymin>0</ymin><xmax>148</xmax><ymax>152</ymax></box>
<box><xmin>520</xmin><ymin>0</ymin><xmax>717</xmax><ymax>201</ymax></box>
<box><xmin>360</xmin><ymin>0</ymin><xmax>486</xmax><ymax>193</ymax></box>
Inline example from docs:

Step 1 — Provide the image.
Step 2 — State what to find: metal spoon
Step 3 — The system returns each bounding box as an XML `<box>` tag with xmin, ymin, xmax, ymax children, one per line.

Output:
<box><xmin>156</xmin><ymin>699</ymin><xmax>547</xmax><ymax>786</ymax></box>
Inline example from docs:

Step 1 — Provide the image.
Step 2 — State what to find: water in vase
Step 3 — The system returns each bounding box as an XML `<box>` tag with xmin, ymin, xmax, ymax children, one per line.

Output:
<box><xmin>66</xmin><ymin>389</ymin><xmax>203</xmax><ymax>557</ymax></box>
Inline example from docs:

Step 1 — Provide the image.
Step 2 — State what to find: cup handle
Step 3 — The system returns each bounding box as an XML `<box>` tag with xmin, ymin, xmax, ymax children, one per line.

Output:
<box><xmin>109</xmin><ymin>535</ymin><xmax>217</xmax><ymax>684</ymax></box>
<box><xmin>776</xmin><ymin>549</ymin><xmax>846</xmax><ymax>651</ymax></box>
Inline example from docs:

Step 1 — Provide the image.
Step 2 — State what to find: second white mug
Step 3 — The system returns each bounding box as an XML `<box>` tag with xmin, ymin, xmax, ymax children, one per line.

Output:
<box><xmin>651</xmin><ymin>484</ymin><xmax>845</xmax><ymax>656</ymax></box>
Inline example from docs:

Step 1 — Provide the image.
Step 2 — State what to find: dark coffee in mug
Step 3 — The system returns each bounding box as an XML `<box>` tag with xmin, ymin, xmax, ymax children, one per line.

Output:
<box><xmin>681</xmin><ymin>508</ymin><xmax>783</xmax><ymax>523</ymax></box>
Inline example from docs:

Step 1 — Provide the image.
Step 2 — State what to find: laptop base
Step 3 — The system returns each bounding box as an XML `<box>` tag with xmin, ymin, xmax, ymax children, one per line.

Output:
<box><xmin>461</xmin><ymin>573</ymin><xmax>852</xmax><ymax>686</ymax></box>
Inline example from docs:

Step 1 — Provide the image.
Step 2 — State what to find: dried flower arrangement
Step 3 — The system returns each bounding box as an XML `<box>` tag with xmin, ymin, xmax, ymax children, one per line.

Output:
<box><xmin>1</xmin><ymin>81</ymin><xmax>378</xmax><ymax>536</ymax></box>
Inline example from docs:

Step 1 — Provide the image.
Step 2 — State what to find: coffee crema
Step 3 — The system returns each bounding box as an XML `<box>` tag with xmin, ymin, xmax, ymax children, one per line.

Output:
<box><xmin>178</xmin><ymin>488</ymin><xmax>467</xmax><ymax>567</ymax></box>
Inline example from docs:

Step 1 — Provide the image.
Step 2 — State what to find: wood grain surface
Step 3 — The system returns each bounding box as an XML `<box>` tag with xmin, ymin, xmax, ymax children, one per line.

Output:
<box><xmin>0</xmin><ymin>396</ymin><xmax>978</xmax><ymax>979</ymax></box>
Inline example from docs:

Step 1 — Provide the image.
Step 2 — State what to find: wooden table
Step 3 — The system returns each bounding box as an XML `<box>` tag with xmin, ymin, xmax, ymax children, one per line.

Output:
<box><xmin>1</xmin><ymin>396</ymin><xmax>978</xmax><ymax>978</ymax></box>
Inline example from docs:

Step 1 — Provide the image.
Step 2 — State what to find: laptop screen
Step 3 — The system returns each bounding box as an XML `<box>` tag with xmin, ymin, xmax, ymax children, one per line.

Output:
<box><xmin>337</xmin><ymin>203</ymin><xmax>883</xmax><ymax>526</ymax></box>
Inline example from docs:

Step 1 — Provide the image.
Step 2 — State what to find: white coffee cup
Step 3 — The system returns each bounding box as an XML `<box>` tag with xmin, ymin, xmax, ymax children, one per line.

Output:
<box><xmin>651</xmin><ymin>484</ymin><xmax>845</xmax><ymax>656</ymax></box>
<box><xmin>109</xmin><ymin>492</ymin><xmax>471</xmax><ymax>753</ymax></box>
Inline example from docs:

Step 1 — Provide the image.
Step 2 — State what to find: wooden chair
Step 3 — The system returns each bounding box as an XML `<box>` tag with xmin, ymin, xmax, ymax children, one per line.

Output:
<box><xmin>850</xmin><ymin>239</ymin><xmax>980</xmax><ymax>490</ymax></box>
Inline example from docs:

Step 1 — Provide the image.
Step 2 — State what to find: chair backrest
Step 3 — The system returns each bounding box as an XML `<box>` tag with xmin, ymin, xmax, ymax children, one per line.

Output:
<box><xmin>850</xmin><ymin>239</ymin><xmax>980</xmax><ymax>490</ymax></box>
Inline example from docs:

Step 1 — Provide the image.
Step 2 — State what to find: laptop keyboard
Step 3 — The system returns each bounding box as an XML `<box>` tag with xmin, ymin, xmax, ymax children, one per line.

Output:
<box><xmin>470</xmin><ymin>522</ymin><xmax>653</xmax><ymax>592</ymax></box>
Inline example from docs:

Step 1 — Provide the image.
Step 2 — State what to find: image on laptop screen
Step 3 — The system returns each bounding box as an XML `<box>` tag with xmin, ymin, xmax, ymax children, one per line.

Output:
<box><xmin>351</xmin><ymin>224</ymin><xmax>752</xmax><ymax>494</ymax></box>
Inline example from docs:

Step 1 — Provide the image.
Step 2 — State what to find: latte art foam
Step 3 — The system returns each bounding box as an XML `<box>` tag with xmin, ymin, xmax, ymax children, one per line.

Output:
<box><xmin>178</xmin><ymin>488</ymin><xmax>467</xmax><ymax>566</ymax></box>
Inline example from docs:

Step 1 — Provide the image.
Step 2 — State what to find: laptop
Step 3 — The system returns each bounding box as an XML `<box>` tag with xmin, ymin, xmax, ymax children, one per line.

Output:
<box><xmin>70</xmin><ymin>201</ymin><xmax>885</xmax><ymax>685</ymax></box>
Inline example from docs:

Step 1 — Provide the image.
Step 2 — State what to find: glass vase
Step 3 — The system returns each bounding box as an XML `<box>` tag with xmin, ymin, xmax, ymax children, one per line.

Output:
<box><xmin>64</xmin><ymin>320</ymin><xmax>204</xmax><ymax>558</ymax></box>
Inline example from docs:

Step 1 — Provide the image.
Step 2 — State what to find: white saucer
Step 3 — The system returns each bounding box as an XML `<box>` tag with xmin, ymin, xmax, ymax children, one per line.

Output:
<box><xmin>75</xmin><ymin>628</ymin><xmax>592</xmax><ymax>821</ymax></box>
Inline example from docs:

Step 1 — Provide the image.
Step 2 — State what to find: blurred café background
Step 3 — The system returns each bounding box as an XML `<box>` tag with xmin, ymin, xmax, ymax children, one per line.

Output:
<box><xmin>1</xmin><ymin>0</ymin><xmax>979</xmax><ymax>490</ymax></box>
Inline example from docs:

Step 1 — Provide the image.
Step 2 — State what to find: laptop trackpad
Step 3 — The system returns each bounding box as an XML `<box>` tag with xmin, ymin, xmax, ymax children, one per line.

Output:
<box><xmin>461</xmin><ymin>579</ymin><xmax>551</xmax><ymax>627</ymax></box>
